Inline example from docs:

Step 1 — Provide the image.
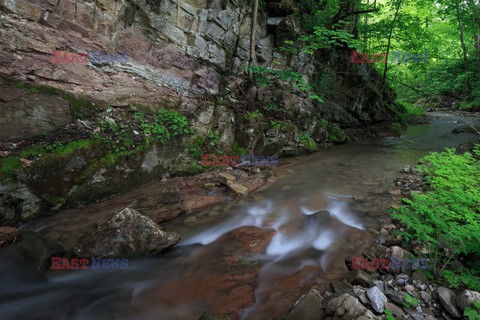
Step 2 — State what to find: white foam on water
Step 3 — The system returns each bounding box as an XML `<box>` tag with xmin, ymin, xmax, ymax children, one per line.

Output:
<box><xmin>180</xmin><ymin>201</ymin><xmax>274</xmax><ymax>246</ymax></box>
<box><xmin>312</xmin><ymin>230</ymin><xmax>335</xmax><ymax>250</ymax></box>
<box><xmin>327</xmin><ymin>199</ymin><xmax>364</xmax><ymax>230</ymax></box>
<box><xmin>300</xmin><ymin>206</ymin><xmax>318</xmax><ymax>215</ymax></box>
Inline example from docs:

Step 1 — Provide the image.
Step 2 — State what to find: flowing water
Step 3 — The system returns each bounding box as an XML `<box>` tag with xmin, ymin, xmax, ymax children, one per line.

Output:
<box><xmin>0</xmin><ymin>112</ymin><xmax>478</xmax><ymax>320</ymax></box>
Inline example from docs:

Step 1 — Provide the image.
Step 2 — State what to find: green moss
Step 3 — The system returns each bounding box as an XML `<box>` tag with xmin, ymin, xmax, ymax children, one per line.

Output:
<box><xmin>52</xmin><ymin>139</ymin><xmax>95</xmax><ymax>156</ymax></box>
<box><xmin>187</xmin><ymin>163</ymin><xmax>204</xmax><ymax>175</ymax></box>
<box><xmin>13</xmin><ymin>79</ymin><xmax>97</xmax><ymax>120</ymax></box>
<box><xmin>0</xmin><ymin>157</ymin><xmax>22</xmax><ymax>182</ymax></box>
<box><xmin>19</xmin><ymin>145</ymin><xmax>47</xmax><ymax>158</ymax></box>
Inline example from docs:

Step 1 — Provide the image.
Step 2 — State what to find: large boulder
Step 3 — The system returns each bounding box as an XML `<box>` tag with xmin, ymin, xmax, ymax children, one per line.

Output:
<box><xmin>74</xmin><ymin>208</ymin><xmax>180</xmax><ymax>258</ymax></box>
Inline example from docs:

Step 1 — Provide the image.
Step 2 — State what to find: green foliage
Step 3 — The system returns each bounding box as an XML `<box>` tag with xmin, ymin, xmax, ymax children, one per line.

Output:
<box><xmin>207</xmin><ymin>130</ymin><xmax>223</xmax><ymax>157</ymax></box>
<box><xmin>464</xmin><ymin>301</ymin><xmax>480</xmax><ymax>320</ymax></box>
<box><xmin>246</xmin><ymin>66</ymin><xmax>325</xmax><ymax>103</ymax></box>
<box><xmin>301</xmin><ymin>21</ymin><xmax>362</xmax><ymax>52</ymax></box>
<box><xmin>394</xmin><ymin>100</ymin><xmax>425</xmax><ymax>124</ymax></box>
<box><xmin>317</xmin><ymin>117</ymin><xmax>329</xmax><ymax>129</ymax></box>
<box><xmin>0</xmin><ymin>157</ymin><xmax>21</xmax><ymax>182</ymax></box>
<box><xmin>384</xmin><ymin>308</ymin><xmax>396</xmax><ymax>320</ymax></box>
<box><xmin>265</xmin><ymin>102</ymin><xmax>279</xmax><ymax>112</ymax></box>
<box><xmin>243</xmin><ymin>110</ymin><xmax>263</xmax><ymax>121</ymax></box>
<box><xmin>279</xmin><ymin>40</ymin><xmax>299</xmax><ymax>55</ymax></box>
<box><xmin>134</xmin><ymin>109</ymin><xmax>190</xmax><ymax>145</ymax></box>
<box><xmin>392</xmin><ymin>147</ymin><xmax>480</xmax><ymax>290</ymax></box>
<box><xmin>328</xmin><ymin>123</ymin><xmax>346</xmax><ymax>143</ymax></box>
<box><xmin>43</xmin><ymin>140</ymin><xmax>94</xmax><ymax>155</ymax></box>
<box><xmin>403</xmin><ymin>293</ymin><xmax>419</xmax><ymax>308</ymax></box>
<box><xmin>0</xmin><ymin>140</ymin><xmax>95</xmax><ymax>182</ymax></box>
<box><xmin>271</xmin><ymin>120</ymin><xmax>295</xmax><ymax>131</ymax></box>
<box><xmin>187</xmin><ymin>163</ymin><xmax>204</xmax><ymax>174</ymax></box>
<box><xmin>390</xmin><ymin>122</ymin><xmax>403</xmax><ymax>135</ymax></box>
<box><xmin>187</xmin><ymin>136</ymin><xmax>206</xmax><ymax>159</ymax></box>
<box><xmin>299</xmin><ymin>132</ymin><xmax>317</xmax><ymax>152</ymax></box>
<box><xmin>93</xmin><ymin>109</ymin><xmax>189</xmax><ymax>153</ymax></box>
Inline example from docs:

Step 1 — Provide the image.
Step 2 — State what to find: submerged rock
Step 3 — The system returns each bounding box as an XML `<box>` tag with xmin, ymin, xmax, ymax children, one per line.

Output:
<box><xmin>9</xmin><ymin>230</ymin><xmax>66</xmax><ymax>273</ymax></box>
<box><xmin>74</xmin><ymin>208</ymin><xmax>180</xmax><ymax>258</ymax></box>
<box><xmin>452</xmin><ymin>125</ymin><xmax>478</xmax><ymax>134</ymax></box>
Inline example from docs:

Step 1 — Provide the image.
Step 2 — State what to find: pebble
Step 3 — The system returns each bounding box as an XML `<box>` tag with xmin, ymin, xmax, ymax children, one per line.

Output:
<box><xmin>396</xmin><ymin>274</ymin><xmax>409</xmax><ymax>280</ymax></box>
<box><xmin>419</xmin><ymin>284</ymin><xmax>427</xmax><ymax>291</ymax></box>
<box><xmin>396</xmin><ymin>279</ymin><xmax>406</xmax><ymax>286</ymax></box>
<box><xmin>405</xmin><ymin>284</ymin><xmax>415</xmax><ymax>293</ymax></box>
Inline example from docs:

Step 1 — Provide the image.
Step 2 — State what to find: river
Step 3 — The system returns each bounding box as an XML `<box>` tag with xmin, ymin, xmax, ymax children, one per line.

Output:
<box><xmin>0</xmin><ymin>112</ymin><xmax>478</xmax><ymax>320</ymax></box>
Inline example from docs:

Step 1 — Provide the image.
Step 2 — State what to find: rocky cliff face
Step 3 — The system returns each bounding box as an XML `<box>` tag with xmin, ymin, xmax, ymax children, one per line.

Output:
<box><xmin>0</xmin><ymin>0</ymin><xmax>398</xmax><ymax>223</ymax></box>
<box><xmin>0</xmin><ymin>0</ymin><xmax>275</xmax><ymax>104</ymax></box>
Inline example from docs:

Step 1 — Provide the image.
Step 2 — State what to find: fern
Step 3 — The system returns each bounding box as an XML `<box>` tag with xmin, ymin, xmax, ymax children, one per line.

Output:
<box><xmin>392</xmin><ymin>146</ymin><xmax>480</xmax><ymax>290</ymax></box>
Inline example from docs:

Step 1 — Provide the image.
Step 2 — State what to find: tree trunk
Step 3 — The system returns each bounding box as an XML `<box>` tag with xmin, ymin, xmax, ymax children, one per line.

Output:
<box><xmin>364</xmin><ymin>0</ymin><xmax>370</xmax><ymax>51</ymax></box>
<box><xmin>248</xmin><ymin>0</ymin><xmax>259</xmax><ymax>80</ymax></box>
<box><xmin>467</xmin><ymin>0</ymin><xmax>480</xmax><ymax>87</ymax></box>
<box><xmin>382</xmin><ymin>0</ymin><xmax>403</xmax><ymax>89</ymax></box>
<box><xmin>456</xmin><ymin>4</ymin><xmax>472</xmax><ymax>96</ymax></box>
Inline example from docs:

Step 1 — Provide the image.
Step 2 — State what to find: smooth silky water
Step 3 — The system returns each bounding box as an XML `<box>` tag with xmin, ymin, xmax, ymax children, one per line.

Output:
<box><xmin>0</xmin><ymin>112</ymin><xmax>478</xmax><ymax>319</ymax></box>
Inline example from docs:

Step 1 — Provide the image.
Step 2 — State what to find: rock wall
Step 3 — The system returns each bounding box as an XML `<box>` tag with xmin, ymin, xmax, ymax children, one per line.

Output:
<box><xmin>0</xmin><ymin>0</ymin><xmax>274</xmax><ymax>104</ymax></box>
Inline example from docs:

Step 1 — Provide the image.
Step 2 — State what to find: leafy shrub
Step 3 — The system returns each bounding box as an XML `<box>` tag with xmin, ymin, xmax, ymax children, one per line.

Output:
<box><xmin>301</xmin><ymin>21</ymin><xmax>361</xmax><ymax>52</ymax></box>
<box><xmin>465</xmin><ymin>300</ymin><xmax>480</xmax><ymax>320</ymax></box>
<box><xmin>392</xmin><ymin>147</ymin><xmax>480</xmax><ymax>290</ymax></box>
<box><xmin>246</xmin><ymin>66</ymin><xmax>325</xmax><ymax>103</ymax></box>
